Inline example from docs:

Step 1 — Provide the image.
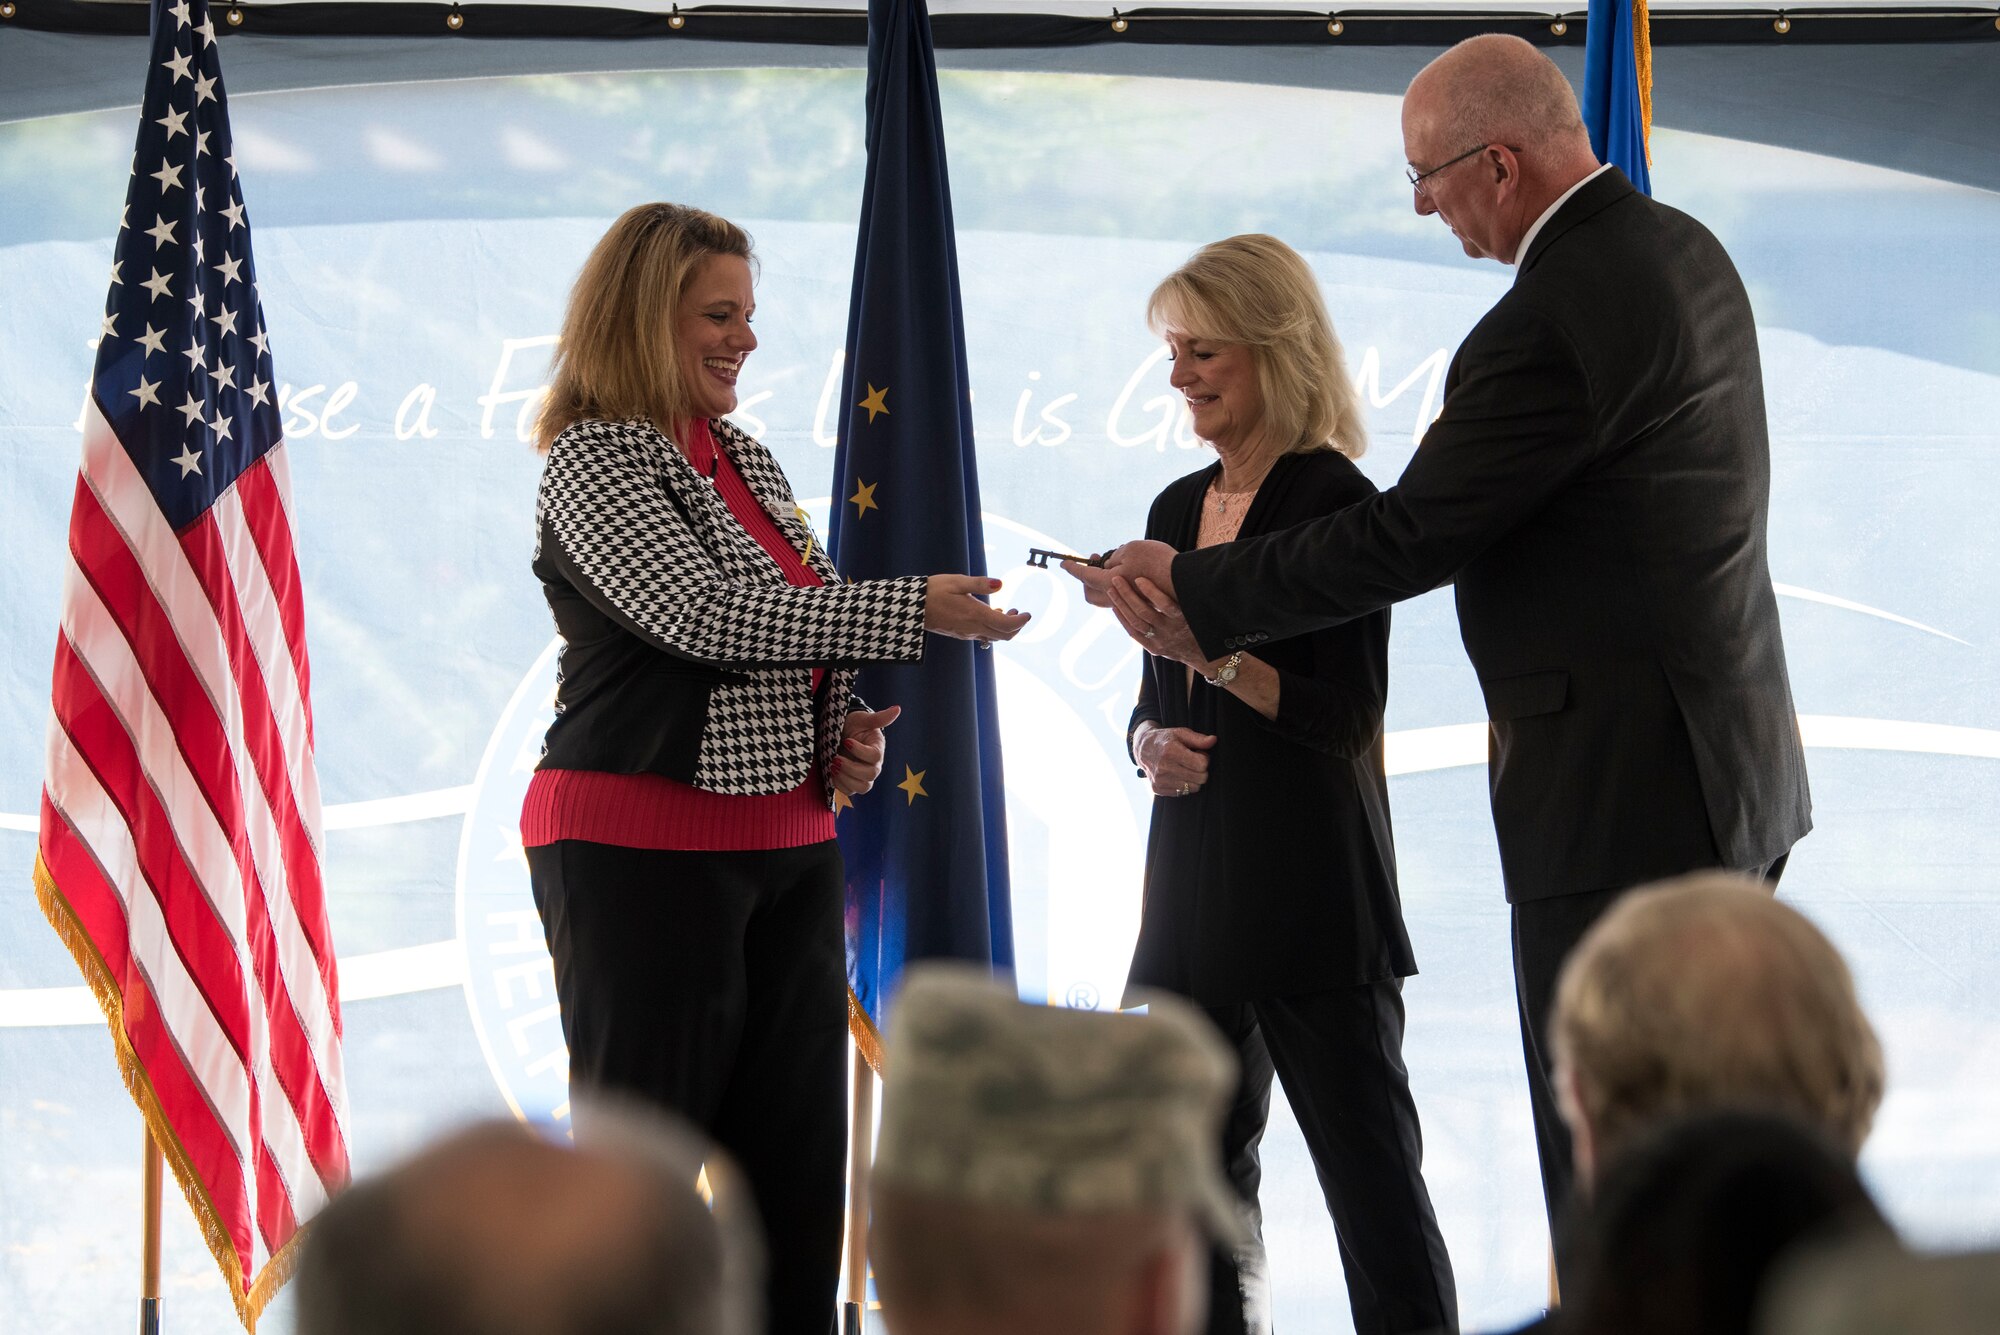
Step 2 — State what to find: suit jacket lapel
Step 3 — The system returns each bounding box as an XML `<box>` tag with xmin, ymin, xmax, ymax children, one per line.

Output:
<box><xmin>1518</xmin><ymin>166</ymin><xmax>1637</xmax><ymax>277</ymax></box>
<box><xmin>634</xmin><ymin>419</ymin><xmax>783</xmax><ymax>584</ymax></box>
<box><xmin>630</xmin><ymin>418</ymin><xmax>726</xmax><ymax>536</ymax></box>
<box><xmin>711</xmin><ymin>417</ymin><xmax>843</xmax><ymax>585</ymax></box>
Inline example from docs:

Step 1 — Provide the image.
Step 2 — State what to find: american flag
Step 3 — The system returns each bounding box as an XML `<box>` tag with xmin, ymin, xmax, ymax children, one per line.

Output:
<box><xmin>32</xmin><ymin>0</ymin><xmax>350</xmax><ymax>1323</ymax></box>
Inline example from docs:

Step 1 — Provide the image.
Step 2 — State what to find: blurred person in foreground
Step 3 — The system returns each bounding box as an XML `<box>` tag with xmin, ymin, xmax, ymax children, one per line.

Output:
<box><xmin>294</xmin><ymin>1102</ymin><xmax>760</xmax><ymax>1335</ymax></box>
<box><xmin>1554</xmin><ymin>1110</ymin><xmax>1895</xmax><ymax>1335</ymax></box>
<box><xmin>1069</xmin><ymin>34</ymin><xmax>1811</xmax><ymax>1265</ymax></box>
<box><xmin>1551</xmin><ymin>871</ymin><xmax>1884</xmax><ymax>1194</ymax></box>
<box><xmin>1759</xmin><ymin>1239</ymin><xmax>2000</xmax><ymax>1335</ymax></box>
<box><xmin>868</xmin><ymin>963</ymin><xmax>1246</xmax><ymax>1335</ymax></box>
<box><xmin>1490</xmin><ymin>872</ymin><xmax>1887</xmax><ymax>1332</ymax></box>
<box><xmin>1075</xmin><ymin>233</ymin><xmax>1454</xmax><ymax>1335</ymax></box>
<box><xmin>523</xmin><ymin>202</ymin><xmax>1027</xmax><ymax>1333</ymax></box>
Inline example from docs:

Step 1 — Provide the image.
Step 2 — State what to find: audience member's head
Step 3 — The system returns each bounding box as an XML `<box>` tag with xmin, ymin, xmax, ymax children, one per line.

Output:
<box><xmin>1561</xmin><ymin>1109</ymin><xmax>1895</xmax><ymax>1335</ymax></box>
<box><xmin>295</xmin><ymin>1101</ymin><xmax>758</xmax><ymax>1335</ymax></box>
<box><xmin>1552</xmin><ymin>871</ymin><xmax>1884</xmax><ymax>1187</ymax></box>
<box><xmin>869</xmin><ymin>964</ymin><xmax>1242</xmax><ymax>1335</ymax></box>
<box><xmin>1759</xmin><ymin>1240</ymin><xmax>2000</xmax><ymax>1335</ymax></box>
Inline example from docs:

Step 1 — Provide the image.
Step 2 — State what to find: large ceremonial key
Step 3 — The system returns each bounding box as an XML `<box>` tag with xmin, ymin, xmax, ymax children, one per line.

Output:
<box><xmin>1026</xmin><ymin>547</ymin><xmax>1106</xmax><ymax>569</ymax></box>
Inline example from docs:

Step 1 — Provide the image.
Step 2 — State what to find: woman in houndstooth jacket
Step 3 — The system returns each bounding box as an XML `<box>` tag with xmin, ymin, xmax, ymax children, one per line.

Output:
<box><xmin>522</xmin><ymin>203</ymin><xmax>1026</xmax><ymax>1335</ymax></box>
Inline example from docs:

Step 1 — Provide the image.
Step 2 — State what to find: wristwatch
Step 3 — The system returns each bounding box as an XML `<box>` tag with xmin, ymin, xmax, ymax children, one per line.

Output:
<box><xmin>1204</xmin><ymin>651</ymin><xmax>1244</xmax><ymax>687</ymax></box>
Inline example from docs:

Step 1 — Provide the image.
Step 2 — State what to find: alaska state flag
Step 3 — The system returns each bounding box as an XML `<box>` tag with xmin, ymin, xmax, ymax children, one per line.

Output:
<box><xmin>828</xmin><ymin>0</ymin><xmax>1014</xmax><ymax>1067</ymax></box>
<box><xmin>1584</xmin><ymin>0</ymin><xmax>1655</xmax><ymax>196</ymax></box>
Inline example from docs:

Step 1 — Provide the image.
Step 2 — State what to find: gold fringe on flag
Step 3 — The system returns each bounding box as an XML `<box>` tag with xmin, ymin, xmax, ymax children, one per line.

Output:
<box><xmin>35</xmin><ymin>854</ymin><xmax>309</xmax><ymax>1331</ymax></box>
<box><xmin>1635</xmin><ymin>0</ymin><xmax>1655</xmax><ymax>164</ymax></box>
<box><xmin>847</xmin><ymin>984</ymin><xmax>886</xmax><ymax>1075</ymax></box>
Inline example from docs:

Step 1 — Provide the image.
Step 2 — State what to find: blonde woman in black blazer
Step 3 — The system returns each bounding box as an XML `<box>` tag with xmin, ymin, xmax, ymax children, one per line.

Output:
<box><xmin>1079</xmin><ymin>236</ymin><xmax>1456</xmax><ymax>1335</ymax></box>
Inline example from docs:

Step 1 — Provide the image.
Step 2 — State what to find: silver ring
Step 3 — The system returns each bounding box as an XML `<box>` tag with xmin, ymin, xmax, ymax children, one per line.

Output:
<box><xmin>1142</xmin><ymin>627</ymin><xmax>1158</xmax><ymax>639</ymax></box>
<box><xmin>1177</xmin><ymin>782</ymin><xmax>1191</xmax><ymax>796</ymax></box>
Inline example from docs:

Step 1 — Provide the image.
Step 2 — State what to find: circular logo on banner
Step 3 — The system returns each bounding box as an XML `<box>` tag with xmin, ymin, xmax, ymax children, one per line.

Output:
<box><xmin>455</xmin><ymin>512</ymin><xmax>1151</xmax><ymax>1124</ymax></box>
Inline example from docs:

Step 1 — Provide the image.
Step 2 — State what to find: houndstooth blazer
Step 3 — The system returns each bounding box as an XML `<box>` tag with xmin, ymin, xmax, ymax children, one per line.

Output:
<box><xmin>533</xmin><ymin>416</ymin><xmax>927</xmax><ymax>802</ymax></box>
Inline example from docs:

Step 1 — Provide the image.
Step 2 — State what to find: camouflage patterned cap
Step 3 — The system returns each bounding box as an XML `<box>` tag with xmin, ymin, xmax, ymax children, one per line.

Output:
<box><xmin>874</xmin><ymin>963</ymin><xmax>1248</xmax><ymax>1244</ymax></box>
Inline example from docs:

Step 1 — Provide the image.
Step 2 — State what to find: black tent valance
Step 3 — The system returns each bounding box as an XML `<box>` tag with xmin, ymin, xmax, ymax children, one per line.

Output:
<box><xmin>5</xmin><ymin>1</ymin><xmax>1999</xmax><ymax>45</ymax></box>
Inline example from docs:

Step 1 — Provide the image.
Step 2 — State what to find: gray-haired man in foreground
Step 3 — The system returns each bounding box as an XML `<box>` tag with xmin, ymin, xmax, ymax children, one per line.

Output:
<box><xmin>869</xmin><ymin>964</ymin><xmax>1250</xmax><ymax>1335</ymax></box>
<box><xmin>1552</xmin><ymin>870</ymin><xmax>1884</xmax><ymax>1192</ymax></box>
<box><xmin>294</xmin><ymin>1101</ymin><xmax>761</xmax><ymax>1335</ymax></box>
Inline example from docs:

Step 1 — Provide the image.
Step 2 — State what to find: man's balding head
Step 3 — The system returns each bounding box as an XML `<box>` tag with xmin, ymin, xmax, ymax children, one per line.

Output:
<box><xmin>1406</xmin><ymin>35</ymin><xmax>1591</xmax><ymax>160</ymax></box>
<box><xmin>1552</xmin><ymin>873</ymin><xmax>1885</xmax><ymax>1188</ymax></box>
<box><xmin>1402</xmin><ymin>35</ymin><xmax>1600</xmax><ymax>263</ymax></box>
<box><xmin>296</xmin><ymin>1115</ymin><xmax>756</xmax><ymax>1335</ymax></box>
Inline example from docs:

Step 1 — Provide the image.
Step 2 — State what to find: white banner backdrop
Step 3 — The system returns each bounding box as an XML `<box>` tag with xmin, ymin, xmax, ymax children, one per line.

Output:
<box><xmin>3</xmin><ymin>65</ymin><xmax>1998</xmax><ymax>1334</ymax></box>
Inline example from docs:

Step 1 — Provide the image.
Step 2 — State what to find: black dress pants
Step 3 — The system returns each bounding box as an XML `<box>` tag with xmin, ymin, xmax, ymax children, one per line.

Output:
<box><xmin>527</xmin><ymin>839</ymin><xmax>848</xmax><ymax>1335</ymax></box>
<box><xmin>1203</xmin><ymin>982</ymin><xmax>1459</xmax><ymax>1335</ymax></box>
<box><xmin>1510</xmin><ymin>853</ymin><xmax>1789</xmax><ymax>1286</ymax></box>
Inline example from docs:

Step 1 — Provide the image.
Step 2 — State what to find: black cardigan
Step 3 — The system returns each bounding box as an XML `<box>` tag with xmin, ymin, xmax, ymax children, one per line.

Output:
<box><xmin>1123</xmin><ymin>450</ymin><xmax>1416</xmax><ymax>1006</ymax></box>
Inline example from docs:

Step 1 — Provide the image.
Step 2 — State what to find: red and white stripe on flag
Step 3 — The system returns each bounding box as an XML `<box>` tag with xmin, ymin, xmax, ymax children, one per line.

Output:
<box><xmin>34</xmin><ymin>0</ymin><xmax>349</xmax><ymax>1326</ymax></box>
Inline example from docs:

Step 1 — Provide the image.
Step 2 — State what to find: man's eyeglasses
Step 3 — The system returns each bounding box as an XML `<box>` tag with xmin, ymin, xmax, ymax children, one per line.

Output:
<box><xmin>1406</xmin><ymin>143</ymin><xmax>1523</xmax><ymax>197</ymax></box>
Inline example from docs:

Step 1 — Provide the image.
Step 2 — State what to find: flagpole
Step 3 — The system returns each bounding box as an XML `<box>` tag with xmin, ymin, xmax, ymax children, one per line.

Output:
<box><xmin>841</xmin><ymin>1041</ymin><xmax>876</xmax><ymax>1335</ymax></box>
<box><xmin>141</xmin><ymin>0</ymin><xmax>174</xmax><ymax>1319</ymax></box>
<box><xmin>141</xmin><ymin>1130</ymin><xmax>163</xmax><ymax>1335</ymax></box>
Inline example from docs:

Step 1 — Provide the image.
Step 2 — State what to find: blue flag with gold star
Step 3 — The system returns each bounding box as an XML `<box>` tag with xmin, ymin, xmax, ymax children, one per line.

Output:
<box><xmin>1584</xmin><ymin>0</ymin><xmax>1654</xmax><ymax>196</ymax></box>
<box><xmin>829</xmin><ymin>0</ymin><xmax>1014</xmax><ymax>1067</ymax></box>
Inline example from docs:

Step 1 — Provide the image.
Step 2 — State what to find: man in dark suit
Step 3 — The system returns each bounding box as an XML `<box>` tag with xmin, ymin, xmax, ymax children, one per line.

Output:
<box><xmin>1070</xmin><ymin>34</ymin><xmax>1812</xmax><ymax>1262</ymax></box>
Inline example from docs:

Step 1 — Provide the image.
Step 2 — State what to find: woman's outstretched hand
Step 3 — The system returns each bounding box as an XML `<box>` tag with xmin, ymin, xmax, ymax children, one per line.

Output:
<box><xmin>924</xmin><ymin>576</ymin><xmax>1031</xmax><ymax>645</ymax></box>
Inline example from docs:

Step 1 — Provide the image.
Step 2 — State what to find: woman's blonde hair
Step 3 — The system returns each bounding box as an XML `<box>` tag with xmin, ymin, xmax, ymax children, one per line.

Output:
<box><xmin>1146</xmin><ymin>233</ymin><xmax>1365</xmax><ymax>459</ymax></box>
<box><xmin>534</xmin><ymin>202</ymin><xmax>754</xmax><ymax>453</ymax></box>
